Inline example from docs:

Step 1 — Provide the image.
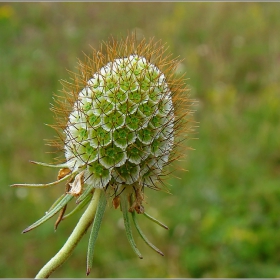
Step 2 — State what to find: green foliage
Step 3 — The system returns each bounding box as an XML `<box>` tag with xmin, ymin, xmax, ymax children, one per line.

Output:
<box><xmin>1</xmin><ymin>2</ymin><xmax>280</xmax><ymax>278</ymax></box>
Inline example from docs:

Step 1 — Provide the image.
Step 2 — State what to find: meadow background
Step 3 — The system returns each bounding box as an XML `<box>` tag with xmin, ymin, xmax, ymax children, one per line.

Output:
<box><xmin>1</xmin><ymin>2</ymin><xmax>280</xmax><ymax>278</ymax></box>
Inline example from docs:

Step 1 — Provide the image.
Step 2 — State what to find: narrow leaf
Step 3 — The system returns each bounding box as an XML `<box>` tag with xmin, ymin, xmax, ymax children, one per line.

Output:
<box><xmin>86</xmin><ymin>191</ymin><xmax>107</xmax><ymax>276</ymax></box>
<box><xmin>131</xmin><ymin>211</ymin><xmax>164</xmax><ymax>256</ymax></box>
<box><xmin>143</xmin><ymin>212</ymin><xmax>169</xmax><ymax>230</ymax></box>
<box><xmin>62</xmin><ymin>193</ymin><xmax>92</xmax><ymax>220</ymax></box>
<box><xmin>30</xmin><ymin>160</ymin><xmax>69</xmax><ymax>168</ymax></box>
<box><xmin>22</xmin><ymin>194</ymin><xmax>74</xmax><ymax>233</ymax></box>
<box><xmin>120</xmin><ymin>193</ymin><xmax>143</xmax><ymax>259</ymax></box>
<box><xmin>47</xmin><ymin>193</ymin><xmax>66</xmax><ymax>212</ymax></box>
<box><xmin>11</xmin><ymin>172</ymin><xmax>73</xmax><ymax>189</ymax></box>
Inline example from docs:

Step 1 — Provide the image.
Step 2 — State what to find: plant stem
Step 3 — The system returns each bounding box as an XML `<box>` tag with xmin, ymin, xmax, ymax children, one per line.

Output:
<box><xmin>35</xmin><ymin>189</ymin><xmax>102</xmax><ymax>279</ymax></box>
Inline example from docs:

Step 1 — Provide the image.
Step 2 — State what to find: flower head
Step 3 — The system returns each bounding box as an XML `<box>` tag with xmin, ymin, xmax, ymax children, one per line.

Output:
<box><xmin>12</xmin><ymin>34</ymin><xmax>195</xmax><ymax>277</ymax></box>
<box><xmin>64</xmin><ymin>54</ymin><xmax>175</xmax><ymax>203</ymax></box>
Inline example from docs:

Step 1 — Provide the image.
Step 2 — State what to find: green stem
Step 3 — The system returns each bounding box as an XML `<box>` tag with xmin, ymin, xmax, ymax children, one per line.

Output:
<box><xmin>35</xmin><ymin>188</ymin><xmax>102</xmax><ymax>279</ymax></box>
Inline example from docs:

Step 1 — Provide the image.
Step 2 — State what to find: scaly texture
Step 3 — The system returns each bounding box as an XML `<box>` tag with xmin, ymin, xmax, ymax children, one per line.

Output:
<box><xmin>64</xmin><ymin>55</ymin><xmax>174</xmax><ymax>192</ymax></box>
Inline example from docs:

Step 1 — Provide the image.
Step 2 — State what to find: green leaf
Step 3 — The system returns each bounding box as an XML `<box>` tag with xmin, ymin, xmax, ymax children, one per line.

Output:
<box><xmin>22</xmin><ymin>194</ymin><xmax>74</xmax><ymax>233</ymax></box>
<box><xmin>86</xmin><ymin>190</ymin><xmax>107</xmax><ymax>275</ymax></box>
<box><xmin>63</xmin><ymin>193</ymin><xmax>92</xmax><ymax>220</ymax></box>
<box><xmin>29</xmin><ymin>161</ymin><xmax>69</xmax><ymax>168</ymax></box>
<box><xmin>131</xmin><ymin>210</ymin><xmax>164</xmax><ymax>256</ymax></box>
<box><xmin>11</xmin><ymin>172</ymin><xmax>74</xmax><ymax>189</ymax></box>
<box><xmin>47</xmin><ymin>193</ymin><xmax>67</xmax><ymax>212</ymax></box>
<box><xmin>120</xmin><ymin>193</ymin><xmax>143</xmax><ymax>259</ymax></box>
<box><xmin>143</xmin><ymin>212</ymin><xmax>169</xmax><ymax>230</ymax></box>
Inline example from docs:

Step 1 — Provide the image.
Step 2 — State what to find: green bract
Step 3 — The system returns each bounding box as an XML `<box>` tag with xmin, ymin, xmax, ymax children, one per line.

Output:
<box><xmin>64</xmin><ymin>55</ymin><xmax>174</xmax><ymax>191</ymax></box>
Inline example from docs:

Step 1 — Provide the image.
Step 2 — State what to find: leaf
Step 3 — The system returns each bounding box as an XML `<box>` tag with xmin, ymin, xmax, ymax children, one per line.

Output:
<box><xmin>86</xmin><ymin>190</ymin><xmax>107</xmax><ymax>275</ymax></box>
<box><xmin>143</xmin><ymin>212</ymin><xmax>169</xmax><ymax>230</ymax></box>
<box><xmin>120</xmin><ymin>193</ymin><xmax>143</xmax><ymax>259</ymax></box>
<box><xmin>22</xmin><ymin>194</ymin><xmax>74</xmax><ymax>233</ymax></box>
<box><xmin>11</xmin><ymin>171</ymin><xmax>74</xmax><ymax>189</ymax></box>
<box><xmin>131</xmin><ymin>210</ymin><xmax>164</xmax><ymax>256</ymax></box>
<box><xmin>47</xmin><ymin>193</ymin><xmax>66</xmax><ymax>212</ymax></box>
<box><xmin>62</xmin><ymin>193</ymin><xmax>92</xmax><ymax>220</ymax></box>
<box><xmin>30</xmin><ymin>160</ymin><xmax>69</xmax><ymax>168</ymax></box>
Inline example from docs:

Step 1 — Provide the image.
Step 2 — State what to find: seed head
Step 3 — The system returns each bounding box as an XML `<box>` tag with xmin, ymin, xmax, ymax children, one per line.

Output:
<box><xmin>51</xmin><ymin>35</ymin><xmax>193</xmax><ymax>205</ymax></box>
<box><xmin>64</xmin><ymin>55</ymin><xmax>174</xmax><ymax>190</ymax></box>
<box><xmin>12</xmin><ymin>34</ymin><xmax>196</xmax><ymax>276</ymax></box>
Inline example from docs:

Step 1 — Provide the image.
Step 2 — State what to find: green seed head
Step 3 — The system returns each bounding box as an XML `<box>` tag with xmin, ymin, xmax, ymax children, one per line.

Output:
<box><xmin>64</xmin><ymin>55</ymin><xmax>175</xmax><ymax>191</ymax></box>
<box><xmin>18</xmin><ymin>35</ymin><xmax>195</xmax><ymax>210</ymax></box>
<box><xmin>12</xmin><ymin>35</ymin><xmax>195</xmax><ymax>276</ymax></box>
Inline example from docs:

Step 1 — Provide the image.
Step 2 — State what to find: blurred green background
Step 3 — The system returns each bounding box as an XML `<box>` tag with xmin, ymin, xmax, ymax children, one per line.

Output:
<box><xmin>1</xmin><ymin>2</ymin><xmax>280</xmax><ymax>278</ymax></box>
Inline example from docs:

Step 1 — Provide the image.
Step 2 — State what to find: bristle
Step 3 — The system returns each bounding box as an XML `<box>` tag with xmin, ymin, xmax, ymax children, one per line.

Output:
<box><xmin>26</xmin><ymin>32</ymin><xmax>196</xmax><ymax>226</ymax></box>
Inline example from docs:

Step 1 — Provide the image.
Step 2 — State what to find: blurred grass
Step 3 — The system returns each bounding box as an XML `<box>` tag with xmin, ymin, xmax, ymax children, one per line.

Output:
<box><xmin>1</xmin><ymin>2</ymin><xmax>280</xmax><ymax>278</ymax></box>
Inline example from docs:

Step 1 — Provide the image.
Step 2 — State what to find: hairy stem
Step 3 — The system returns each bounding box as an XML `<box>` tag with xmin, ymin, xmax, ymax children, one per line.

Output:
<box><xmin>35</xmin><ymin>188</ymin><xmax>102</xmax><ymax>279</ymax></box>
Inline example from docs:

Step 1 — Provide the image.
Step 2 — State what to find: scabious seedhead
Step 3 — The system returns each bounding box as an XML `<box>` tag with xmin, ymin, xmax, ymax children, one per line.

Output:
<box><xmin>65</xmin><ymin>55</ymin><xmax>174</xmax><ymax>195</ymax></box>
<box><xmin>13</xmin><ymin>34</ymin><xmax>195</xmax><ymax>276</ymax></box>
<box><xmin>52</xmin><ymin>35</ymin><xmax>192</xmax><ymax>205</ymax></box>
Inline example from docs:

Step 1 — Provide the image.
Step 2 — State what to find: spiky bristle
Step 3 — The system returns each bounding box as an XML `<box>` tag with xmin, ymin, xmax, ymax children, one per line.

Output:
<box><xmin>47</xmin><ymin>34</ymin><xmax>194</xmax><ymax>198</ymax></box>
